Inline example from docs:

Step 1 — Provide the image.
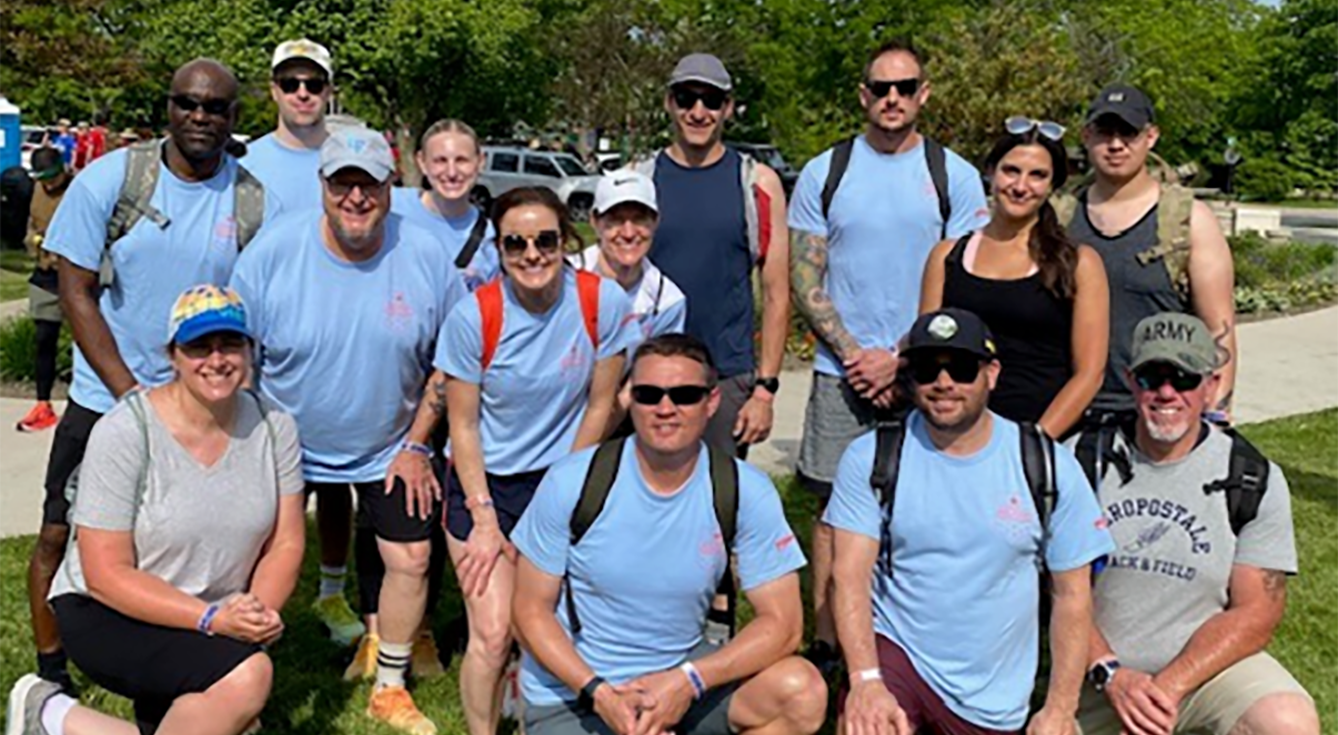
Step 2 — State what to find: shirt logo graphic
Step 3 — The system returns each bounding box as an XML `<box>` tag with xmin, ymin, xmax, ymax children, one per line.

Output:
<box><xmin>384</xmin><ymin>291</ymin><xmax>414</xmax><ymax>331</ymax></box>
<box><xmin>1122</xmin><ymin>522</ymin><xmax>1171</xmax><ymax>553</ymax></box>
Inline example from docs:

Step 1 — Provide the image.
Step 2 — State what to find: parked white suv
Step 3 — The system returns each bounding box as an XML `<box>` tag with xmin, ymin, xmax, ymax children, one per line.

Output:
<box><xmin>475</xmin><ymin>147</ymin><xmax>602</xmax><ymax>220</ymax></box>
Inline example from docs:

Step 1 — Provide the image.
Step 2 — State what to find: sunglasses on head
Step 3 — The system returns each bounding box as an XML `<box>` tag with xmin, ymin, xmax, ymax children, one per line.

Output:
<box><xmin>907</xmin><ymin>352</ymin><xmax>985</xmax><ymax>385</ymax></box>
<box><xmin>630</xmin><ymin>384</ymin><xmax>712</xmax><ymax>406</ymax></box>
<box><xmin>671</xmin><ymin>87</ymin><xmax>728</xmax><ymax>111</ymax></box>
<box><xmin>169</xmin><ymin>95</ymin><xmax>234</xmax><ymax>116</ymax></box>
<box><xmin>276</xmin><ymin>76</ymin><xmax>328</xmax><ymax>95</ymax></box>
<box><xmin>1133</xmin><ymin>363</ymin><xmax>1204</xmax><ymax>392</ymax></box>
<box><xmin>864</xmin><ymin>77</ymin><xmax>921</xmax><ymax>100</ymax></box>
<box><xmin>500</xmin><ymin>230</ymin><xmax>562</xmax><ymax>257</ymax></box>
<box><xmin>1005</xmin><ymin>116</ymin><xmax>1066</xmax><ymax>141</ymax></box>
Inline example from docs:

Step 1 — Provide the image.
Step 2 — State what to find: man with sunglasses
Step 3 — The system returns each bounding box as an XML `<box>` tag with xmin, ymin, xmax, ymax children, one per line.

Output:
<box><xmin>1075</xmin><ymin>313</ymin><xmax>1316</xmax><ymax>735</ymax></box>
<box><xmin>512</xmin><ymin>333</ymin><xmax>825</xmax><ymax>735</ymax></box>
<box><xmin>827</xmin><ymin>308</ymin><xmax>1112</xmax><ymax>735</ymax></box>
<box><xmin>245</xmin><ymin>38</ymin><xmax>334</xmax><ymax>213</ymax></box>
<box><xmin>231</xmin><ymin>126</ymin><xmax>466</xmax><ymax>735</ymax></box>
<box><xmin>788</xmin><ymin>38</ymin><xmax>989</xmax><ymax>673</ymax></box>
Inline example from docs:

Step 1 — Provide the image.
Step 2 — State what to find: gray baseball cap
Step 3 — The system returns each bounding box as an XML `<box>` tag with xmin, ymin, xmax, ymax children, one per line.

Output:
<box><xmin>668</xmin><ymin>53</ymin><xmax>732</xmax><ymax>91</ymax></box>
<box><xmin>319</xmin><ymin>126</ymin><xmax>394</xmax><ymax>182</ymax></box>
<box><xmin>1130</xmin><ymin>313</ymin><xmax>1221</xmax><ymax>375</ymax></box>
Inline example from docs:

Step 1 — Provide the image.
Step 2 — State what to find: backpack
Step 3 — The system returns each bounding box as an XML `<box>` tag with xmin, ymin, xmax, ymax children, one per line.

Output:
<box><xmin>563</xmin><ymin>436</ymin><xmax>739</xmax><ymax>636</ymax></box>
<box><xmin>476</xmin><ymin>269</ymin><xmax>602</xmax><ymax>370</ymax></box>
<box><xmin>99</xmin><ymin>140</ymin><xmax>266</xmax><ymax>288</ymax></box>
<box><xmin>629</xmin><ymin>150</ymin><xmax>774</xmax><ymax>265</ymax></box>
<box><xmin>820</xmin><ymin>135</ymin><xmax>952</xmax><ymax>240</ymax></box>
<box><xmin>454</xmin><ymin>210</ymin><xmax>490</xmax><ymax>270</ymax></box>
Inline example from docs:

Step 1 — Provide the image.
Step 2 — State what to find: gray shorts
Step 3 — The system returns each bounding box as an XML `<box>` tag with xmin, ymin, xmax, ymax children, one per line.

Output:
<box><xmin>797</xmin><ymin>372</ymin><xmax>894</xmax><ymax>497</ymax></box>
<box><xmin>704</xmin><ymin>372</ymin><xmax>754</xmax><ymax>460</ymax></box>
<box><xmin>29</xmin><ymin>283</ymin><xmax>62</xmax><ymax>322</ymax></box>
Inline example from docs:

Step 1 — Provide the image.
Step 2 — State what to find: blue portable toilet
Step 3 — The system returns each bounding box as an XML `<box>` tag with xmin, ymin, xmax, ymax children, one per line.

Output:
<box><xmin>0</xmin><ymin>97</ymin><xmax>20</xmax><ymax>171</ymax></box>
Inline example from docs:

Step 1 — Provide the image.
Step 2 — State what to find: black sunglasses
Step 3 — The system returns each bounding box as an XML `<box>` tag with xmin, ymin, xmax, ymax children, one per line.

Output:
<box><xmin>864</xmin><ymin>77</ymin><xmax>921</xmax><ymax>100</ymax></box>
<box><xmin>178</xmin><ymin>333</ymin><xmax>249</xmax><ymax>359</ymax></box>
<box><xmin>169</xmin><ymin>95</ymin><xmax>234</xmax><ymax>117</ymax></box>
<box><xmin>907</xmin><ymin>353</ymin><xmax>984</xmax><ymax>385</ymax></box>
<box><xmin>276</xmin><ymin>77</ymin><xmax>328</xmax><ymax>95</ymax></box>
<box><xmin>671</xmin><ymin>87</ymin><xmax>728</xmax><ymax>111</ymax></box>
<box><xmin>630</xmin><ymin>384</ymin><xmax>712</xmax><ymax>406</ymax></box>
<box><xmin>500</xmin><ymin>230</ymin><xmax>562</xmax><ymax>257</ymax></box>
<box><xmin>1133</xmin><ymin>364</ymin><xmax>1204</xmax><ymax>392</ymax></box>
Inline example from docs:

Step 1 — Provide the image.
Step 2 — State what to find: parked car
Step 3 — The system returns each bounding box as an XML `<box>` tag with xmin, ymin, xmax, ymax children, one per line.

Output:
<box><xmin>475</xmin><ymin>146</ymin><xmax>602</xmax><ymax>220</ymax></box>
<box><xmin>594</xmin><ymin>151</ymin><xmax>624</xmax><ymax>174</ymax></box>
<box><xmin>728</xmin><ymin>142</ymin><xmax>799</xmax><ymax>195</ymax></box>
<box><xmin>20</xmin><ymin>125</ymin><xmax>49</xmax><ymax>170</ymax></box>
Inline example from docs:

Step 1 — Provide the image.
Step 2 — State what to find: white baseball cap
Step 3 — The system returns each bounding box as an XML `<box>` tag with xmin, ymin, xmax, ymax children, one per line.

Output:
<box><xmin>594</xmin><ymin>171</ymin><xmax>657</xmax><ymax>215</ymax></box>
<box><xmin>272</xmin><ymin>38</ymin><xmax>333</xmax><ymax>77</ymax></box>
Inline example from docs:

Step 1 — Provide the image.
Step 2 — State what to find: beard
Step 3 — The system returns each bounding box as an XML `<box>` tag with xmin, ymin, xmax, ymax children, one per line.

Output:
<box><xmin>1144</xmin><ymin>414</ymin><xmax>1193</xmax><ymax>444</ymax></box>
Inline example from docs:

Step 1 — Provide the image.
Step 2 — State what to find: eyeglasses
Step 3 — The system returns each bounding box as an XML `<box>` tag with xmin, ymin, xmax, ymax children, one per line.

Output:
<box><xmin>1133</xmin><ymin>364</ymin><xmax>1204</xmax><ymax>392</ymax></box>
<box><xmin>630</xmin><ymin>384</ymin><xmax>712</xmax><ymax>406</ymax></box>
<box><xmin>169</xmin><ymin>95</ymin><xmax>234</xmax><ymax>117</ymax></box>
<box><xmin>500</xmin><ymin>230</ymin><xmax>562</xmax><ymax>257</ymax></box>
<box><xmin>325</xmin><ymin>178</ymin><xmax>387</xmax><ymax>199</ymax></box>
<box><xmin>177</xmin><ymin>333</ymin><xmax>248</xmax><ymax>360</ymax></box>
<box><xmin>1005</xmin><ymin>116</ymin><xmax>1066</xmax><ymax>141</ymax></box>
<box><xmin>864</xmin><ymin>77</ymin><xmax>921</xmax><ymax>100</ymax></box>
<box><xmin>907</xmin><ymin>353</ymin><xmax>984</xmax><ymax>385</ymax></box>
<box><xmin>276</xmin><ymin>77</ymin><xmax>328</xmax><ymax>95</ymax></box>
<box><xmin>671</xmin><ymin>87</ymin><xmax>728</xmax><ymax>111</ymax></box>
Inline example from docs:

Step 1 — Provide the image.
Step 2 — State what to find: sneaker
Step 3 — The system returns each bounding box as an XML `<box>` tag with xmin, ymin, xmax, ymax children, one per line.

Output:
<box><xmin>6</xmin><ymin>673</ymin><xmax>60</xmax><ymax>735</ymax></box>
<box><xmin>367</xmin><ymin>685</ymin><xmax>437</xmax><ymax>735</ymax></box>
<box><xmin>16</xmin><ymin>403</ymin><xmax>58</xmax><ymax>433</ymax></box>
<box><xmin>343</xmin><ymin>633</ymin><xmax>379</xmax><ymax>681</ymax></box>
<box><xmin>410</xmin><ymin>631</ymin><xmax>446</xmax><ymax>679</ymax></box>
<box><xmin>312</xmin><ymin>595</ymin><xmax>366</xmax><ymax>646</ymax></box>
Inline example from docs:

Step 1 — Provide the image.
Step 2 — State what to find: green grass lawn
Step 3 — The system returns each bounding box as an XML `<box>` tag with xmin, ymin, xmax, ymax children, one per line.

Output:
<box><xmin>1</xmin><ymin>410</ymin><xmax>1334</xmax><ymax>733</ymax></box>
<box><xmin>0</xmin><ymin>250</ymin><xmax>33</xmax><ymax>303</ymax></box>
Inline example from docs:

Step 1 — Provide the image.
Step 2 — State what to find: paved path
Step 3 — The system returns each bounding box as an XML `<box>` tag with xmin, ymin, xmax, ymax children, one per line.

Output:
<box><xmin>1</xmin><ymin>306</ymin><xmax>1336</xmax><ymax>538</ymax></box>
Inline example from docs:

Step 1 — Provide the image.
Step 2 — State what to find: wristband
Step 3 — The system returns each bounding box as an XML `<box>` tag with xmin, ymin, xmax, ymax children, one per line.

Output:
<box><xmin>578</xmin><ymin>675</ymin><xmax>606</xmax><ymax>711</ymax></box>
<box><xmin>679</xmin><ymin>661</ymin><xmax>707</xmax><ymax>700</ymax></box>
<box><xmin>400</xmin><ymin>440</ymin><xmax>433</xmax><ymax>458</ymax></box>
<box><xmin>852</xmin><ymin>667</ymin><xmax>882</xmax><ymax>684</ymax></box>
<box><xmin>465</xmin><ymin>495</ymin><xmax>495</xmax><ymax>511</ymax></box>
<box><xmin>198</xmin><ymin>603</ymin><xmax>220</xmax><ymax>636</ymax></box>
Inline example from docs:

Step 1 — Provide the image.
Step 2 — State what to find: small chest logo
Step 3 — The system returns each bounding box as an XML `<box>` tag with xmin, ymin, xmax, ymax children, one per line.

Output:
<box><xmin>384</xmin><ymin>291</ymin><xmax>415</xmax><ymax>331</ymax></box>
<box><xmin>212</xmin><ymin>216</ymin><xmax>238</xmax><ymax>252</ymax></box>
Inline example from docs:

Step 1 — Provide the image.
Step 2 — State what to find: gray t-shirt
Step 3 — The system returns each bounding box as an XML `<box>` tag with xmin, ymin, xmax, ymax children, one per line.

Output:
<box><xmin>1091</xmin><ymin>426</ymin><xmax>1297</xmax><ymax>674</ymax></box>
<box><xmin>51</xmin><ymin>392</ymin><xmax>304</xmax><ymax>605</ymax></box>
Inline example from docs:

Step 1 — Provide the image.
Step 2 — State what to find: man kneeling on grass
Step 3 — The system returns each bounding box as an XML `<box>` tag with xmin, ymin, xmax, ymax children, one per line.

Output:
<box><xmin>511</xmin><ymin>333</ymin><xmax>826</xmax><ymax>735</ymax></box>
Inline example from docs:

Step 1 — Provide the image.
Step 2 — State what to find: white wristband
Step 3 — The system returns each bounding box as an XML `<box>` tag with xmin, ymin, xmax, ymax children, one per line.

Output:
<box><xmin>853</xmin><ymin>667</ymin><xmax>882</xmax><ymax>684</ymax></box>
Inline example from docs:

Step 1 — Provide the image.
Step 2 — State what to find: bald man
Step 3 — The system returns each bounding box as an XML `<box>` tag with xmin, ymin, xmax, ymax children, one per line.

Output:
<box><xmin>24</xmin><ymin>58</ymin><xmax>280</xmax><ymax>692</ymax></box>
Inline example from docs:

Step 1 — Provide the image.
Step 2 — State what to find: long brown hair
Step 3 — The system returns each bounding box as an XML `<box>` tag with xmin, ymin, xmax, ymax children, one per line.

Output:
<box><xmin>984</xmin><ymin>131</ymin><xmax>1077</xmax><ymax>299</ymax></box>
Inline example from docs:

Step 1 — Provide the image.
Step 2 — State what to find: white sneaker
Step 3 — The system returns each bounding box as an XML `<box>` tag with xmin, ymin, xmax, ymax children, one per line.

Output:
<box><xmin>6</xmin><ymin>674</ymin><xmax>60</xmax><ymax>735</ymax></box>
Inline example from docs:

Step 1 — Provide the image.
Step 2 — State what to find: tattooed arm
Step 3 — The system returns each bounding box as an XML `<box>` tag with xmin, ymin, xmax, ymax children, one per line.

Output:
<box><xmin>404</xmin><ymin>368</ymin><xmax>449</xmax><ymax>445</ymax></box>
<box><xmin>1188</xmin><ymin>200</ymin><xmax>1236</xmax><ymax>418</ymax></box>
<box><xmin>790</xmin><ymin>228</ymin><xmax>860</xmax><ymax>361</ymax></box>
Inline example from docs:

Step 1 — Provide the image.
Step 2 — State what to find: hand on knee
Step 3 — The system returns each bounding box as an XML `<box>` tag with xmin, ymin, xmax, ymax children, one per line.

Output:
<box><xmin>1233</xmin><ymin>692</ymin><xmax>1319</xmax><ymax>735</ymax></box>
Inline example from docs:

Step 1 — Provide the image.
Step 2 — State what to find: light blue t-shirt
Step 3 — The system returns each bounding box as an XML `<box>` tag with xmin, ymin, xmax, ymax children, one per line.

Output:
<box><xmin>435</xmin><ymin>270</ymin><xmax>636</xmax><ymax>475</ymax></box>
<box><xmin>513</xmin><ymin>440</ymin><xmax>807</xmax><ymax>706</ymax></box>
<box><xmin>390</xmin><ymin>188</ymin><xmax>500</xmax><ymax>291</ymax></box>
<box><xmin>824</xmin><ymin>412</ymin><xmax>1114</xmax><ymax>731</ymax></box>
<box><xmin>788</xmin><ymin>136</ymin><xmax>989</xmax><ymax>376</ymax></box>
<box><xmin>45</xmin><ymin>148</ymin><xmax>281</xmax><ymax>413</ymax></box>
<box><xmin>242</xmin><ymin>133</ymin><xmax>323</xmax><ymax>213</ymax></box>
<box><xmin>230</xmin><ymin>210</ymin><xmax>467</xmax><ymax>482</ymax></box>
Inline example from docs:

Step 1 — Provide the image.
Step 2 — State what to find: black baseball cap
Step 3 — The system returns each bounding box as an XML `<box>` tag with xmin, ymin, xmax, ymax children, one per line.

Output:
<box><xmin>902</xmin><ymin>308</ymin><xmax>997</xmax><ymax>361</ymax></box>
<box><xmin>1086</xmin><ymin>83</ymin><xmax>1155</xmax><ymax>129</ymax></box>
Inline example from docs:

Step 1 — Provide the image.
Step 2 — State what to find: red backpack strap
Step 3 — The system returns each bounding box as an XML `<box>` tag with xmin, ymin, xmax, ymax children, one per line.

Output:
<box><xmin>753</xmin><ymin>183</ymin><xmax>772</xmax><ymax>264</ymax></box>
<box><xmin>575</xmin><ymin>270</ymin><xmax>601</xmax><ymax>350</ymax></box>
<box><xmin>477</xmin><ymin>278</ymin><xmax>504</xmax><ymax>370</ymax></box>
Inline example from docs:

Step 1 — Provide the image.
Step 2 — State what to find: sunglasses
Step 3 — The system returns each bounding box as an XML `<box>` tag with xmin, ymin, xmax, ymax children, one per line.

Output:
<box><xmin>864</xmin><ymin>77</ymin><xmax>921</xmax><ymax>99</ymax></box>
<box><xmin>671</xmin><ymin>87</ymin><xmax>728</xmax><ymax>111</ymax></box>
<box><xmin>500</xmin><ymin>230</ymin><xmax>562</xmax><ymax>257</ymax></box>
<box><xmin>907</xmin><ymin>353</ymin><xmax>984</xmax><ymax>385</ymax></box>
<box><xmin>1005</xmin><ymin>116</ymin><xmax>1066</xmax><ymax>141</ymax></box>
<box><xmin>178</xmin><ymin>333</ymin><xmax>248</xmax><ymax>360</ymax></box>
<box><xmin>325</xmin><ymin>178</ymin><xmax>386</xmax><ymax>198</ymax></box>
<box><xmin>1133</xmin><ymin>364</ymin><xmax>1204</xmax><ymax>392</ymax></box>
<box><xmin>276</xmin><ymin>77</ymin><xmax>328</xmax><ymax>95</ymax></box>
<box><xmin>630</xmin><ymin>384</ymin><xmax>712</xmax><ymax>406</ymax></box>
<box><xmin>169</xmin><ymin>95</ymin><xmax>234</xmax><ymax>117</ymax></box>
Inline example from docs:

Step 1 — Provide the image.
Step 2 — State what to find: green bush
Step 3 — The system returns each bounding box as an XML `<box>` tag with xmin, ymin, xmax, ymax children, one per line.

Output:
<box><xmin>0</xmin><ymin>316</ymin><xmax>74</xmax><ymax>383</ymax></box>
<box><xmin>1234</xmin><ymin>156</ymin><xmax>1296</xmax><ymax>202</ymax></box>
<box><xmin>1230</xmin><ymin>232</ymin><xmax>1335</xmax><ymax>289</ymax></box>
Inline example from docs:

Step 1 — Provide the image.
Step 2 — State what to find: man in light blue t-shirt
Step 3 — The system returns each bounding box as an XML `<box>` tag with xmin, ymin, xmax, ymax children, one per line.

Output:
<box><xmin>826</xmin><ymin>309</ymin><xmax>1113</xmax><ymax>735</ymax></box>
<box><xmin>788</xmin><ymin>38</ymin><xmax>990</xmax><ymax>671</ymax></box>
<box><xmin>243</xmin><ymin>39</ymin><xmax>333</xmax><ymax>213</ymax></box>
<box><xmin>512</xmin><ymin>334</ymin><xmax>825</xmax><ymax>735</ymax></box>
<box><xmin>230</xmin><ymin>126</ymin><xmax>465</xmax><ymax>735</ymax></box>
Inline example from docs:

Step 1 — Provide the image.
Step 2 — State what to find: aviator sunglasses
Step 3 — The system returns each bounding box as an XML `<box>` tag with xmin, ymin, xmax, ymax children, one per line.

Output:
<box><xmin>1133</xmin><ymin>363</ymin><xmax>1204</xmax><ymax>392</ymax></box>
<box><xmin>630</xmin><ymin>384</ymin><xmax>712</xmax><ymax>406</ymax></box>
<box><xmin>276</xmin><ymin>77</ymin><xmax>328</xmax><ymax>95</ymax></box>
<box><xmin>671</xmin><ymin>87</ymin><xmax>728</xmax><ymax>111</ymax></box>
<box><xmin>864</xmin><ymin>77</ymin><xmax>921</xmax><ymax>99</ymax></box>
<box><xmin>907</xmin><ymin>353</ymin><xmax>985</xmax><ymax>385</ymax></box>
<box><xmin>1005</xmin><ymin>116</ymin><xmax>1066</xmax><ymax>141</ymax></box>
<box><xmin>169</xmin><ymin>95</ymin><xmax>234</xmax><ymax>116</ymax></box>
<box><xmin>500</xmin><ymin>230</ymin><xmax>562</xmax><ymax>257</ymax></box>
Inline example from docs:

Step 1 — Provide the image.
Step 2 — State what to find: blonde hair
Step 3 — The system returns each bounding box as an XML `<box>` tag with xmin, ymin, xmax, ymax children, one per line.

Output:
<box><xmin>419</xmin><ymin>118</ymin><xmax>480</xmax><ymax>155</ymax></box>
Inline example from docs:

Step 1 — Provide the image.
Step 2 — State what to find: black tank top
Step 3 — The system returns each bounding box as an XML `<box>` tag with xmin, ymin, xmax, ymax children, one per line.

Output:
<box><xmin>941</xmin><ymin>235</ymin><xmax>1073</xmax><ymax>424</ymax></box>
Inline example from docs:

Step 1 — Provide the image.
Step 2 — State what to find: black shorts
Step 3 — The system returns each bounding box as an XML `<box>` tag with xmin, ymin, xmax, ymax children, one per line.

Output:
<box><xmin>42</xmin><ymin>400</ymin><xmax>103</xmax><ymax>527</ymax></box>
<box><xmin>445</xmin><ymin>465</ymin><xmax>545</xmax><ymax>542</ymax></box>
<box><xmin>51</xmin><ymin>594</ymin><xmax>263</xmax><ymax>732</ymax></box>
<box><xmin>309</xmin><ymin>478</ymin><xmax>441</xmax><ymax>543</ymax></box>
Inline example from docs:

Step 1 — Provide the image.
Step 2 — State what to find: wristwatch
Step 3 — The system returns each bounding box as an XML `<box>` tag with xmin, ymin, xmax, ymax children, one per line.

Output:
<box><xmin>578</xmin><ymin>675</ymin><xmax>607</xmax><ymax>711</ymax></box>
<box><xmin>754</xmin><ymin>376</ymin><xmax>780</xmax><ymax>395</ymax></box>
<box><xmin>1087</xmin><ymin>659</ymin><xmax>1121</xmax><ymax>692</ymax></box>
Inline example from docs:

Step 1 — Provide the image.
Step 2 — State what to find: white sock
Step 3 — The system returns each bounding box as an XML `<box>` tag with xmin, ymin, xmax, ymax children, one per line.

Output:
<box><xmin>375</xmin><ymin>640</ymin><xmax>413</xmax><ymax>689</ymax></box>
<box><xmin>40</xmin><ymin>692</ymin><xmax>76</xmax><ymax>735</ymax></box>
<box><xmin>318</xmin><ymin>565</ymin><xmax>347</xmax><ymax>599</ymax></box>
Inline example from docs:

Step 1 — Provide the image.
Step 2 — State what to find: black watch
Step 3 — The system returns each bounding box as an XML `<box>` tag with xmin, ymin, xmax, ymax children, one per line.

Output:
<box><xmin>754</xmin><ymin>376</ymin><xmax>780</xmax><ymax>395</ymax></box>
<box><xmin>1087</xmin><ymin>659</ymin><xmax>1121</xmax><ymax>692</ymax></box>
<box><xmin>578</xmin><ymin>676</ymin><xmax>607</xmax><ymax>711</ymax></box>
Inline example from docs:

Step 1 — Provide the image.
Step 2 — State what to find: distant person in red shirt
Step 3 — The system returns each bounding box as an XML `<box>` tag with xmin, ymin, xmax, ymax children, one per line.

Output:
<box><xmin>72</xmin><ymin>122</ymin><xmax>106</xmax><ymax>170</ymax></box>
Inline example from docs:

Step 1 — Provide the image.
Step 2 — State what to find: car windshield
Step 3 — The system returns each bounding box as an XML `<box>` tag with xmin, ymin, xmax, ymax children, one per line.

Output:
<box><xmin>554</xmin><ymin>155</ymin><xmax>589</xmax><ymax>177</ymax></box>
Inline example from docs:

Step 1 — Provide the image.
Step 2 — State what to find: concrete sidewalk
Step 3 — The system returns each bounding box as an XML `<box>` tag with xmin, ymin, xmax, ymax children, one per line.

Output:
<box><xmin>2</xmin><ymin>306</ymin><xmax>1336</xmax><ymax>538</ymax></box>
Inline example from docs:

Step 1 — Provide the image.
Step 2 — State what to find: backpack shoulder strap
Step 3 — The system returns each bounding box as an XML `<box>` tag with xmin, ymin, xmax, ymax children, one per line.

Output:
<box><xmin>102</xmin><ymin>141</ymin><xmax>166</xmax><ymax>287</ymax></box>
<box><xmin>869</xmin><ymin>421</ymin><xmax>907</xmax><ymax>508</ymax></box>
<box><xmin>572</xmin><ymin>438</ymin><xmax>626</xmax><ymax>546</ymax></box>
<box><xmin>821</xmin><ymin>137</ymin><xmax>856</xmax><ymax>220</ymax></box>
<box><xmin>923</xmin><ymin>137</ymin><xmax>951</xmax><ymax>239</ymax></box>
<box><xmin>708</xmin><ymin>445</ymin><xmax>740</xmax><ymax>552</ymax></box>
<box><xmin>1051</xmin><ymin>191</ymin><xmax>1080</xmax><ymax>228</ymax></box>
<box><xmin>1019</xmin><ymin>422</ymin><xmax>1058</xmax><ymax>557</ymax></box>
<box><xmin>123</xmin><ymin>390</ymin><xmax>154</xmax><ymax>520</ymax></box>
<box><xmin>232</xmin><ymin>162</ymin><xmax>266</xmax><ymax>250</ymax></box>
<box><xmin>476</xmin><ymin>279</ymin><xmax>504</xmax><ymax>370</ymax></box>
<box><xmin>455</xmin><ymin>210</ymin><xmax>490</xmax><ymax>269</ymax></box>
<box><xmin>1138</xmin><ymin>184</ymin><xmax>1195</xmax><ymax>303</ymax></box>
<box><xmin>575</xmin><ymin>269</ymin><xmax>601</xmax><ymax>350</ymax></box>
<box><xmin>1203</xmin><ymin>428</ymin><xmax>1271</xmax><ymax>536</ymax></box>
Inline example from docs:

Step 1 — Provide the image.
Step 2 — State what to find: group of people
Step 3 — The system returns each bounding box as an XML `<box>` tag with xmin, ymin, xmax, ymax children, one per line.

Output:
<box><xmin>5</xmin><ymin>32</ymin><xmax>1317</xmax><ymax>735</ymax></box>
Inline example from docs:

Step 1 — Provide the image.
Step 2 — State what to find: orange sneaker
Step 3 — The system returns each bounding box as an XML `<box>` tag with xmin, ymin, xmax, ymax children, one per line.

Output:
<box><xmin>367</xmin><ymin>685</ymin><xmax>437</xmax><ymax>735</ymax></box>
<box><xmin>16</xmin><ymin>402</ymin><xmax>58</xmax><ymax>433</ymax></box>
<box><xmin>343</xmin><ymin>633</ymin><xmax>379</xmax><ymax>681</ymax></box>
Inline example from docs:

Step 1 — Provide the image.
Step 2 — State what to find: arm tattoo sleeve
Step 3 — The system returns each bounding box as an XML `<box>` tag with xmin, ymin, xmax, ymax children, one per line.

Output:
<box><xmin>428</xmin><ymin>375</ymin><xmax>447</xmax><ymax>416</ymax></box>
<box><xmin>1213</xmin><ymin>319</ymin><xmax>1235</xmax><ymax>411</ymax></box>
<box><xmin>789</xmin><ymin>229</ymin><xmax>860</xmax><ymax>360</ymax></box>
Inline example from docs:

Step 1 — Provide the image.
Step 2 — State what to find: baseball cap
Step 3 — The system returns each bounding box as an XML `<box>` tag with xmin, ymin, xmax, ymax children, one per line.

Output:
<box><xmin>594</xmin><ymin>171</ymin><xmax>657</xmax><ymax>215</ymax></box>
<box><xmin>1086</xmin><ymin>83</ymin><xmax>1154</xmax><ymax>129</ymax></box>
<box><xmin>669</xmin><ymin>53</ymin><xmax>733</xmax><ymax>91</ymax></box>
<box><xmin>167</xmin><ymin>285</ymin><xmax>252</xmax><ymax>345</ymax></box>
<box><xmin>902</xmin><ymin>308</ymin><xmax>997</xmax><ymax>361</ymax></box>
<box><xmin>272</xmin><ymin>38</ymin><xmax>333</xmax><ymax>77</ymax></box>
<box><xmin>319</xmin><ymin>126</ymin><xmax>394</xmax><ymax>182</ymax></box>
<box><xmin>1129</xmin><ymin>313</ymin><xmax>1220</xmax><ymax>375</ymax></box>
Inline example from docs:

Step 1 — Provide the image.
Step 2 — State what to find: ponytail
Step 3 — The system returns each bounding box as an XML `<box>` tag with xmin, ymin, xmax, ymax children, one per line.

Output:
<box><xmin>1030</xmin><ymin>199</ymin><xmax>1078</xmax><ymax>299</ymax></box>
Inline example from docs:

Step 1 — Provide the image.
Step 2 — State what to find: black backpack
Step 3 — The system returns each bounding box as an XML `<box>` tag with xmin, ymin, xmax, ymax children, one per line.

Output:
<box><xmin>564</xmin><ymin>437</ymin><xmax>739</xmax><ymax>635</ymax></box>
<box><xmin>453</xmin><ymin>211</ymin><xmax>490</xmax><ymax>269</ymax></box>
<box><xmin>821</xmin><ymin>135</ymin><xmax>952</xmax><ymax>239</ymax></box>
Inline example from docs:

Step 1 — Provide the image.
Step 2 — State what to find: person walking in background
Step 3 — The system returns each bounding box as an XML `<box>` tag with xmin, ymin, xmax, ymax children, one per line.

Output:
<box><xmin>17</xmin><ymin>147</ymin><xmax>72</xmax><ymax>433</ymax></box>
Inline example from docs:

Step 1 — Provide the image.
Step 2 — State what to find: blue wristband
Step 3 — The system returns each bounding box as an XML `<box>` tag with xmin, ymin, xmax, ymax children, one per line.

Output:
<box><xmin>198</xmin><ymin>603</ymin><xmax>220</xmax><ymax>636</ymax></box>
<box><xmin>400</xmin><ymin>440</ymin><xmax>433</xmax><ymax>458</ymax></box>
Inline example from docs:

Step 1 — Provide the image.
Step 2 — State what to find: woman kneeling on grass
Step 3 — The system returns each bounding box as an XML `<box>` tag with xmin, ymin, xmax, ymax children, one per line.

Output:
<box><xmin>7</xmin><ymin>285</ymin><xmax>305</xmax><ymax>735</ymax></box>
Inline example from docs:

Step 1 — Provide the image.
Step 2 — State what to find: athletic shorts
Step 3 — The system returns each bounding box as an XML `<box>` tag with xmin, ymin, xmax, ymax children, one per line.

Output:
<box><xmin>797</xmin><ymin>373</ymin><xmax>902</xmax><ymax>499</ymax></box>
<box><xmin>525</xmin><ymin>641</ymin><xmax>739</xmax><ymax>735</ymax></box>
<box><xmin>51</xmin><ymin>593</ymin><xmax>263</xmax><ymax>734</ymax></box>
<box><xmin>1076</xmin><ymin>652</ymin><xmax>1311</xmax><ymax>735</ymax></box>
<box><xmin>837</xmin><ymin>634</ymin><xmax>1019</xmax><ymax>735</ymax></box>
<box><xmin>42</xmin><ymin>400</ymin><xmax>103</xmax><ymax>527</ymax></box>
<box><xmin>704</xmin><ymin>372</ymin><xmax>754</xmax><ymax>460</ymax></box>
<box><xmin>308</xmin><ymin>478</ymin><xmax>441</xmax><ymax>543</ymax></box>
<box><xmin>445</xmin><ymin>465</ymin><xmax>545</xmax><ymax>542</ymax></box>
